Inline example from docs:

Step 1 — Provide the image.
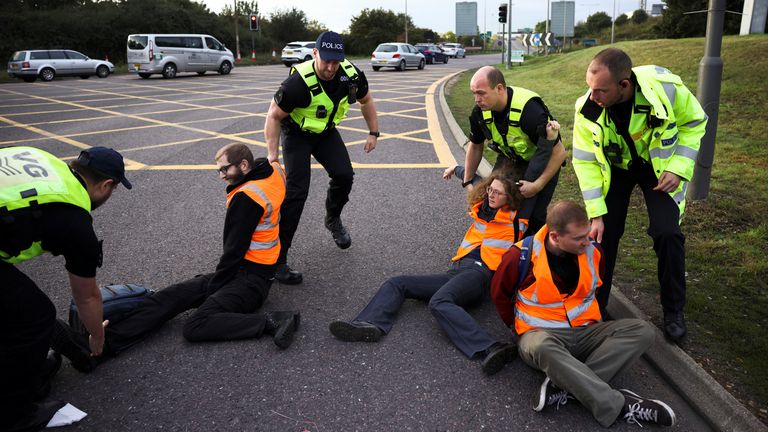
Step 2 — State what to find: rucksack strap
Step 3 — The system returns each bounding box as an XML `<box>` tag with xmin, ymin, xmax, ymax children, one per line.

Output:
<box><xmin>516</xmin><ymin>236</ymin><xmax>534</xmax><ymax>291</ymax></box>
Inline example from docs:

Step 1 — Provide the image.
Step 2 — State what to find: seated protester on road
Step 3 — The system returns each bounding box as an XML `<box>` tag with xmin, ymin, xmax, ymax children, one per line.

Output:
<box><xmin>53</xmin><ymin>144</ymin><xmax>301</xmax><ymax>373</ymax></box>
<box><xmin>491</xmin><ymin>200</ymin><xmax>677</xmax><ymax>428</ymax></box>
<box><xmin>1</xmin><ymin>146</ymin><xmax>131</xmax><ymax>432</ymax></box>
<box><xmin>329</xmin><ymin>169</ymin><xmax>527</xmax><ymax>376</ymax></box>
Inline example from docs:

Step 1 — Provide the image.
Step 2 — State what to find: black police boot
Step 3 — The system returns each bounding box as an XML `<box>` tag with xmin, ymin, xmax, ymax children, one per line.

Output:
<box><xmin>50</xmin><ymin>319</ymin><xmax>97</xmax><ymax>373</ymax></box>
<box><xmin>275</xmin><ymin>263</ymin><xmax>303</xmax><ymax>285</ymax></box>
<box><xmin>663</xmin><ymin>310</ymin><xmax>687</xmax><ymax>343</ymax></box>
<box><xmin>33</xmin><ymin>351</ymin><xmax>62</xmax><ymax>401</ymax></box>
<box><xmin>264</xmin><ymin>311</ymin><xmax>301</xmax><ymax>349</ymax></box>
<box><xmin>480</xmin><ymin>342</ymin><xmax>517</xmax><ymax>375</ymax></box>
<box><xmin>325</xmin><ymin>215</ymin><xmax>351</xmax><ymax>249</ymax></box>
<box><xmin>5</xmin><ymin>399</ymin><xmax>66</xmax><ymax>432</ymax></box>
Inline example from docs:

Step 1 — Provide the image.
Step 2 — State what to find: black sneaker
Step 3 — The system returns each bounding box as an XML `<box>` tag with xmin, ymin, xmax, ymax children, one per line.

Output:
<box><xmin>480</xmin><ymin>342</ymin><xmax>517</xmax><ymax>375</ymax></box>
<box><xmin>325</xmin><ymin>216</ymin><xmax>351</xmax><ymax>249</ymax></box>
<box><xmin>274</xmin><ymin>263</ymin><xmax>303</xmax><ymax>285</ymax></box>
<box><xmin>533</xmin><ymin>377</ymin><xmax>572</xmax><ymax>412</ymax></box>
<box><xmin>329</xmin><ymin>320</ymin><xmax>383</xmax><ymax>342</ymax></box>
<box><xmin>619</xmin><ymin>389</ymin><xmax>677</xmax><ymax>427</ymax></box>
<box><xmin>264</xmin><ymin>311</ymin><xmax>301</xmax><ymax>349</ymax></box>
<box><xmin>663</xmin><ymin>311</ymin><xmax>687</xmax><ymax>342</ymax></box>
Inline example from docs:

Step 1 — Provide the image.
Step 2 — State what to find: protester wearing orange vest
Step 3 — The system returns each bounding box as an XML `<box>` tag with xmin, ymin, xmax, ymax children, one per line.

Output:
<box><xmin>329</xmin><ymin>169</ymin><xmax>528</xmax><ymax>375</ymax></box>
<box><xmin>491</xmin><ymin>200</ymin><xmax>677</xmax><ymax>428</ymax></box>
<box><xmin>54</xmin><ymin>144</ymin><xmax>301</xmax><ymax>372</ymax></box>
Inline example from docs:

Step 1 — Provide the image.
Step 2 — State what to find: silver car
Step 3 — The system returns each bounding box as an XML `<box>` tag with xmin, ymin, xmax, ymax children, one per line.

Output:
<box><xmin>7</xmin><ymin>49</ymin><xmax>114</xmax><ymax>82</ymax></box>
<box><xmin>371</xmin><ymin>43</ymin><xmax>425</xmax><ymax>71</ymax></box>
<box><xmin>127</xmin><ymin>34</ymin><xmax>234</xmax><ymax>79</ymax></box>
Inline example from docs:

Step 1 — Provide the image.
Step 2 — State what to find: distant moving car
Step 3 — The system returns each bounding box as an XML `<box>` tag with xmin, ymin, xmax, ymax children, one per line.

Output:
<box><xmin>281</xmin><ymin>41</ymin><xmax>315</xmax><ymax>67</ymax></box>
<box><xmin>414</xmin><ymin>43</ymin><xmax>448</xmax><ymax>64</ymax></box>
<box><xmin>370</xmin><ymin>43</ymin><xmax>425</xmax><ymax>71</ymax></box>
<box><xmin>7</xmin><ymin>49</ymin><xmax>114</xmax><ymax>83</ymax></box>
<box><xmin>441</xmin><ymin>43</ymin><xmax>466</xmax><ymax>58</ymax></box>
<box><xmin>127</xmin><ymin>34</ymin><xmax>234</xmax><ymax>79</ymax></box>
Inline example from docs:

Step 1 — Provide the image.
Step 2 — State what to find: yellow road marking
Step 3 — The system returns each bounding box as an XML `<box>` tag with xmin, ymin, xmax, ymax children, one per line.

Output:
<box><xmin>426</xmin><ymin>74</ymin><xmax>458</xmax><ymax>167</ymax></box>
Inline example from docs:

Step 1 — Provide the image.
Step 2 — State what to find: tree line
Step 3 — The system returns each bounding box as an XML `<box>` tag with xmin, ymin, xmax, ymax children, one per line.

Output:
<box><xmin>0</xmin><ymin>0</ymin><xmax>749</xmax><ymax>65</ymax></box>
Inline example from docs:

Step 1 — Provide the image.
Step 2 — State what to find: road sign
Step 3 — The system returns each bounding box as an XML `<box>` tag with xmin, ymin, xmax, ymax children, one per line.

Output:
<box><xmin>521</xmin><ymin>34</ymin><xmax>528</xmax><ymax>47</ymax></box>
<box><xmin>486</xmin><ymin>31</ymin><xmax>492</xmax><ymax>39</ymax></box>
<box><xmin>544</xmin><ymin>33</ymin><xmax>552</xmax><ymax>46</ymax></box>
<box><xmin>531</xmin><ymin>33</ymin><xmax>542</xmax><ymax>47</ymax></box>
<box><xmin>510</xmin><ymin>50</ymin><xmax>524</xmax><ymax>63</ymax></box>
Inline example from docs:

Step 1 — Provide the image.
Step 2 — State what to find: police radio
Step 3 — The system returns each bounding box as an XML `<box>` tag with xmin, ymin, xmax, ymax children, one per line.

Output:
<box><xmin>347</xmin><ymin>81</ymin><xmax>358</xmax><ymax>104</ymax></box>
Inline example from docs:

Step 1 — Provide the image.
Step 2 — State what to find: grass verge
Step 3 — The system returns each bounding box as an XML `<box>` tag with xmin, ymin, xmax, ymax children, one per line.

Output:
<box><xmin>445</xmin><ymin>34</ymin><xmax>768</xmax><ymax>424</ymax></box>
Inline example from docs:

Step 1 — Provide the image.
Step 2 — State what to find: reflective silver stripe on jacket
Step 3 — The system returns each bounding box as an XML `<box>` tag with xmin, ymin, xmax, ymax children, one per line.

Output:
<box><xmin>517</xmin><ymin>292</ymin><xmax>563</xmax><ymax>308</ymax></box>
<box><xmin>582</xmin><ymin>187</ymin><xmax>602</xmax><ymax>201</ymax></box>
<box><xmin>573</xmin><ymin>147</ymin><xmax>597</xmax><ymax>162</ymax></box>
<box><xmin>239</xmin><ymin>183</ymin><xmax>274</xmax><ymax>222</ymax></box>
<box><xmin>673</xmin><ymin>182</ymin><xmax>688</xmax><ymax>203</ymax></box>
<box><xmin>473</xmin><ymin>221</ymin><xmax>487</xmax><ymax>233</ymax></box>
<box><xmin>566</xmin><ymin>244</ymin><xmax>599</xmax><ymax>322</ymax></box>
<box><xmin>482</xmin><ymin>238</ymin><xmax>514</xmax><ymax>249</ymax></box>
<box><xmin>250</xmin><ymin>240</ymin><xmax>278</xmax><ymax>250</ymax></box>
<box><xmin>684</xmin><ymin>116</ymin><xmax>707</xmax><ymax>128</ymax></box>
<box><xmin>515</xmin><ymin>309</ymin><xmax>572</xmax><ymax>329</ymax></box>
<box><xmin>661</xmin><ymin>82</ymin><xmax>676</xmax><ymax>106</ymax></box>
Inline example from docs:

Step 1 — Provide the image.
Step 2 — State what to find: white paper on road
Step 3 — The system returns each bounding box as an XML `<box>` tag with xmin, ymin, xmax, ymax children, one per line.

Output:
<box><xmin>46</xmin><ymin>403</ymin><xmax>87</xmax><ymax>428</ymax></box>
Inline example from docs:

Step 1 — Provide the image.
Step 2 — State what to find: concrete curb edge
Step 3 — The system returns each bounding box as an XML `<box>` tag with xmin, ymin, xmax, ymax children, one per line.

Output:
<box><xmin>435</xmin><ymin>70</ymin><xmax>767</xmax><ymax>432</ymax></box>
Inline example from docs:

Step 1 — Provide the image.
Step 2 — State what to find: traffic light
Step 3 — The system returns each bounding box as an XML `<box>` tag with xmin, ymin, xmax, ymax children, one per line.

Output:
<box><xmin>249</xmin><ymin>14</ymin><xmax>259</xmax><ymax>31</ymax></box>
<box><xmin>498</xmin><ymin>4</ymin><xmax>507</xmax><ymax>23</ymax></box>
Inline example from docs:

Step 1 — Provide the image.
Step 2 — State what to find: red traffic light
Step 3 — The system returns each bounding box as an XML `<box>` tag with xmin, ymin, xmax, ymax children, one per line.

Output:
<box><xmin>249</xmin><ymin>14</ymin><xmax>259</xmax><ymax>31</ymax></box>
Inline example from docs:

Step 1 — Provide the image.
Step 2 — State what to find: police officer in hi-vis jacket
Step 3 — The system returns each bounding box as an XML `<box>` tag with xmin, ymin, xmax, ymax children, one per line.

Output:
<box><xmin>264</xmin><ymin>31</ymin><xmax>379</xmax><ymax>285</ymax></box>
<box><xmin>572</xmin><ymin>48</ymin><xmax>707</xmax><ymax>342</ymax></box>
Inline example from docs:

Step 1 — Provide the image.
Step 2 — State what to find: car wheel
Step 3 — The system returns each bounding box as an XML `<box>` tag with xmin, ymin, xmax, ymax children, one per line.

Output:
<box><xmin>197</xmin><ymin>71</ymin><xmax>206</xmax><ymax>75</ymax></box>
<box><xmin>79</xmin><ymin>75</ymin><xmax>90</xmax><ymax>79</ymax></box>
<box><xmin>39</xmin><ymin>68</ymin><xmax>55</xmax><ymax>82</ymax></box>
<box><xmin>96</xmin><ymin>65</ymin><xmax>109</xmax><ymax>78</ymax></box>
<box><xmin>162</xmin><ymin>63</ymin><xmax>177</xmax><ymax>79</ymax></box>
<box><xmin>418</xmin><ymin>59</ymin><xmax>425</xmax><ymax>70</ymax></box>
<box><xmin>443</xmin><ymin>56</ymin><xmax>448</xmax><ymax>64</ymax></box>
<box><xmin>22</xmin><ymin>77</ymin><xmax>36</xmax><ymax>83</ymax></box>
<box><xmin>304</xmin><ymin>55</ymin><xmax>312</xmax><ymax>62</ymax></box>
<box><xmin>372</xmin><ymin>66</ymin><xmax>381</xmax><ymax>71</ymax></box>
<box><xmin>218</xmin><ymin>61</ymin><xmax>232</xmax><ymax>75</ymax></box>
<box><xmin>398</xmin><ymin>59</ymin><xmax>406</xmax><ymax>71</ymax></box>
<box><xmin>138</xmin><ymin>73</ymin><xmax>151</xmax><ymax>79</ymax></box>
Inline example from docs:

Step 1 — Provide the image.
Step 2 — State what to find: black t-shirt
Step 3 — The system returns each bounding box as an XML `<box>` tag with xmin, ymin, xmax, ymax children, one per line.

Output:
<box><xmin>0</xmin><ymin>174</ymin><xmax>102</xmax><ymax>277</ymax></box>
<box><xmin>274</xmin><ymin>61</ymin><xmax>370</xmax><ymax>134</ymax></box>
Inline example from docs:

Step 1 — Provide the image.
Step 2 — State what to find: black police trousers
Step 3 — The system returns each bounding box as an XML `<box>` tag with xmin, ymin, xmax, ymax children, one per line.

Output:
<box><xmin>106</xmin><ymin>270</ymin><xmax>271</xmax><ymax>354</ymax></box>
<box><xmin>278</xmin><ymin>128</ymin><xmax>354</xmax><ymax>264</ymax></box>
<box><xmin>0</xmin><ymin>263</ymin><xmax>57</xmax><ymax>429</ymax></box>
<box><xmin>597</xmin><ymin>161</ymin><xmax>686</xmax><ymax>315</ymax></box>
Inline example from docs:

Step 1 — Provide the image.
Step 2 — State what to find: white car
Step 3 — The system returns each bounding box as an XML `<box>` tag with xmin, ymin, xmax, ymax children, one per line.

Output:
<box><xmin>441</xmin><ymin>43</ymin><xmax>466</xmax><ymax>58</ymax></box>
<box><xmin>281</xmin><ymin>41</ymin><xmax>315</xmax><ymax>67</ymax></box>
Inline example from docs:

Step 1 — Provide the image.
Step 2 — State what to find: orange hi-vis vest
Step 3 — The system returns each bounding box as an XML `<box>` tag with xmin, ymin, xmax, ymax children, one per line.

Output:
<box><xmin>225</xmin><ymin>162</ymin><xmax>286</xmax><ymax>265</ymax></box>
<box><xmin>514</xmin><ymin>225</ymin><xmax>602</xmax><ymax>335</ymax></box>
<box><xmin>452</xmin><ymin>202</ymin><xmax>528</xmax><ymax>271</ymax></box>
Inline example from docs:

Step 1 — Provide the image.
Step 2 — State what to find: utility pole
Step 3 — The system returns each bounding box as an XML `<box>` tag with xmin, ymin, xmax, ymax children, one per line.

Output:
<box><xmin>545</xmin><ymin>0</ymin><xmax>550</xmax><ymax>56</ymax></box>
<box><xmin>234</xmin><ymin>0</ymin><xmax>241</xmax><ymax>61</ymax></box>
<box><xmin>507</xmin><ymin>0</ymin><xmax>512</xmax><ymax>66</ymax></box>
<box><xmin>611</xmin><ymin>0</ymin><xmax>616</xmax><ymax>44</ymax></box>
<box><xmin>690</xmin><ymin>0</ymin><xmax>726</xmax><ymax>200</ymax></box>
<box><xmin>405</xmin><ymin>0</ymin><xmax>409</xmax><ymax>43</ymax></box>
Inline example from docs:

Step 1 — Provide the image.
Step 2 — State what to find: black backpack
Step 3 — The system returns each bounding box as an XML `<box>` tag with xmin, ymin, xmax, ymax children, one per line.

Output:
<box><xmin>68</xmin><ymin>283</ymin><xmax>154</xmax><ymax>333</ymax></box>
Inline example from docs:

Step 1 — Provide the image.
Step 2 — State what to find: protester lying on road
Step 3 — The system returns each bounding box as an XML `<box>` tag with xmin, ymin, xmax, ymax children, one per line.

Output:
<box><xmin>491</xmin><ymin>200</ymin><xmax>677</xmax><ymax>428</ymax></box>
<box><xmin>329</xmin><ymin>168</ymin><xmax>529</xmax><ymax>376</ymax></box>
<box><xmin>53</xmin><ymin>143</ymin><xmax>300</xmax><ymax>373</ymax></box>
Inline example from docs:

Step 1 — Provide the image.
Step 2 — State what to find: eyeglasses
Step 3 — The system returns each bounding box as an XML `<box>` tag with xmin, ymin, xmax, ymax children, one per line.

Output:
<box><xmin>486</xmin><ymin>186</ymin><xmax>508</xmax><ymax>198</ymax></box>
<box><xmin>217</xmin><ymin>163</ymin><xmax>234</xmax><ymax>174</ymax></box>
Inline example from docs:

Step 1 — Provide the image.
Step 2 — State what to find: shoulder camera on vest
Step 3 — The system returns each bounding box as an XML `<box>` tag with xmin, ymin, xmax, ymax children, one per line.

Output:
<box><xmin>316</xmin><ymin>105</ymin><xmax>327</xmax><ymax>119</ymax></box>
<box><xmin>604</xmin><ymin>141</ymin><xmax>623</xmax><ymax>165</ymax></box>
<box><xmin>347</xmin><ymin>82</ymin><xmax>358</xmax><ymax>104</ymax></box>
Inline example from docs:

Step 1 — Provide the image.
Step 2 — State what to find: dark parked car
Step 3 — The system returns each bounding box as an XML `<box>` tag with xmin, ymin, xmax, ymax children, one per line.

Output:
<box><xmin>7</xmin><ymin>49</ymin><xmax>114</xmax><ymax>82</ymax></box>
<box><xmin>414</xmin><ymin>44</ymin><xmax>448</xmax><ymax>64</ymax></box>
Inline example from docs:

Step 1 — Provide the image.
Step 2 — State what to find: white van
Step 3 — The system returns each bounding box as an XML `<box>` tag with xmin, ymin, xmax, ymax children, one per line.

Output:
<box><xmin>127</xmin><ymin>34</ymin><xmax>234</xmax><ymax>79</ymax></box>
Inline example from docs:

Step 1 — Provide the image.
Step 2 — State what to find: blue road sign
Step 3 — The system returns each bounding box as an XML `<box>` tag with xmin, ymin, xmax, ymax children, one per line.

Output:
<box><xmin>532</xmin><ymin>33</ymin><xmax>542</xmax><ymax>47</ymax></box>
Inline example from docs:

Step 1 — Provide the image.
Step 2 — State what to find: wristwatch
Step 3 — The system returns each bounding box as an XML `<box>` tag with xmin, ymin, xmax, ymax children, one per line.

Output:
<box><xmin>462</xmin><ymin>180</ymin><xmax>473</xmax><ymax>188</ymax></box>
<box><xmin>368</xmin><ymin>131</ymin><xmax>380</xmax><ymax>137</ymax></box>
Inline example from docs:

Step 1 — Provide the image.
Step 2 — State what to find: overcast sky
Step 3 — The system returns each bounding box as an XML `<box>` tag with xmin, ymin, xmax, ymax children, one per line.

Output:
<box><xmin>198</xmin><ymin>0</ymin><xmax>646</xmax><ymax>34</ymax></box>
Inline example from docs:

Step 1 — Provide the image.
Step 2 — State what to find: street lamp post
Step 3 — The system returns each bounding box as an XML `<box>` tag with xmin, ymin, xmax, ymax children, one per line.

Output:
<box><xmin>234</xmin><ymin>0</ymin><xmax>241</xmax><ymax>61</ymax></box>
<box><xmin>611</xmin><ymin>0</ymin><xmax>616</xmax><ymax>44</ymax></box>
<box><xmin>405</xmin><ymin>0</ymin><xmax>408</xmax><ymax>43</ymax></box>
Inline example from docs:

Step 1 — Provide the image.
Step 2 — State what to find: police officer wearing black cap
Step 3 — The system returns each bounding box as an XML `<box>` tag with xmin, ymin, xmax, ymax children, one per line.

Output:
<box><xmin>0</xmin><ymin>146</ymin><xmax>131</xmax><ymax>431</ymax></box>
<box><xmin>265</xmin><ymin>31</ymin><xmax>379</xmax><ymax>285</ymax></box>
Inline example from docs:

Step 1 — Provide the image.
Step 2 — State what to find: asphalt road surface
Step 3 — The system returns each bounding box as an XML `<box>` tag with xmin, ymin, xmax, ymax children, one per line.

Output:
<box><xmin>0</xmin><ymin>55</ymin><xmax>710</xmax><ymax>431</ymax></box>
